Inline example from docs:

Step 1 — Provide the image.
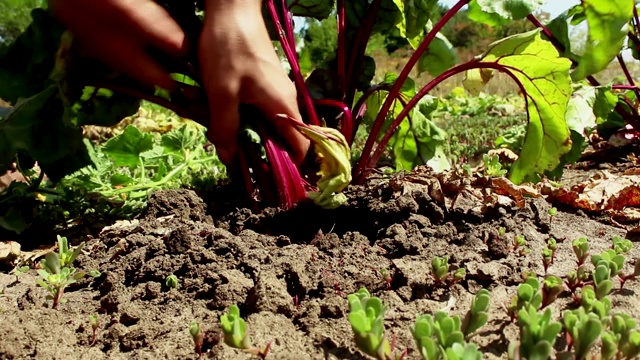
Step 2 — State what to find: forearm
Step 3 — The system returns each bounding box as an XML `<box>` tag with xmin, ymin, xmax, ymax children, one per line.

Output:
<box><xmin>204</xmin><ymin>0</ymin><xmax>262</xmax><ymax>15</ymax></box>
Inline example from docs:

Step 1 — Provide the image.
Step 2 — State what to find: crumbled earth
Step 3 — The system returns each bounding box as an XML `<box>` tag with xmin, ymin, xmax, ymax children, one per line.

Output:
<box><xmin>1</xmin><ymin>166</ymin><xmax>640</xmax><ymax>360</ymax></box>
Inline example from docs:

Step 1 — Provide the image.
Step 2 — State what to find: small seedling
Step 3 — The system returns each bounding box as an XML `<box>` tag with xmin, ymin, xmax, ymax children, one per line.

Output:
<box><xmin>347</xmin><ymin>288</ymin><xmax>404</xmax><ymax>360</ymax></box>
<box><xmin>562</xmin><ymin>307</ymin><xmax>603</xmax><ymax>359</ymax></box>
<box><xmin>572</xmin><ymin>237</ymin><xmax>590</xmax><ymax>266</ymax></box>
<box><xmin>513</xmin><ymin>235</ymin><xmax>529</xmax><ymax>256</ymax></box>
<box><xmin>541</xmin><ymin>275</ymin><xmax>564</xmax><ymax>309</ymax></box>
<box><xmin>498</xmin><ymin>227</ymin><xmax>507</xmax><ymax>238</ymax></box>
<box><xmin>461</xmin><ymin>289</ymin><xmax>490</xmax><ymax>338</ymax></box>
<box><xmin>190</xmin><ymin>321</ymin><xmax>205</xmax><ymax>359</ymax></box>
<box><xmin>220</xmin><ymin>304</ymin><xmax>272</xmax><ymax>358</ymax></box>
<box><xmin>508</xmin><ymin>304</ymin><xmax>562</xmax><ymax>360</ymax></box>
<box><xmin>610</xmin><ymin>313</ymin><xmax>640</xmax><ymax>358</ymax></box>
<box><xmin>548</xmin><ymin>207</ymin><xmax>557</xmax><ymax>223</ymax></box>
<box><xmin>432</xmin><ymin>256</ymin><xmax>450</xmax><ymax>283</ymax></box>
<box><xmin>431</xmin><ymin>256</ymin><xmax>466</xmax><ymax>286</ymax></box>
<box><xmin>444</xmin><ymin>342</ymin><xmax>483</xmax><ymax>360</ymax></box>
<box><xmin>611</xmin><ymin>235</ymin><xmax>632</xmax><ymax>255</ymax></box>
<box><xmin>506</xmin><ymin>277</ymin><xmax>542</xmax><ymax>321</ymax></box>
<box><xmin>591</xmin><ymin>259</ymin><xmax>616</xmax><ymax>300</ymax></box>
<box><xmin>166</xmin><ymin>274</ymin><xmax>179</xmax><ymax>289</ymax></box>
<box><xmin>36</xmin><ymin>251</ymin><xmax>86</xmax><ymax>309</ymax></box>
<box><xmin>547</xmin><ymin>238</ymin><xmax>557</xmax><ymax>263</ymax></box>
<box><xmin>379</xmin><ymin>268</ymin><xmax>392</xmax><ymax>290</ymax></box>
<box><xmin>412</xmin><ymin>311</ymin><xmax>471</xmax><ymax>359</ymax></box>
<box><xmin>566</xmin><ymin>265</ymin><xmax>590</xmax><ymax>294</ymax></box>
<box><xmin>542</xmin><ymin>248</ymin><xmax>553</xmax><ymax>274</ymax></box>
<box><xmin>11</xmin><ymin>265</ymin><xmax>30</xmax><ymax>283</ymax></box>
<box><xmin>482</xmin><ymin>154</ymin><xmax>508</xmax><ymax>177</ymax></box>
<box><xmin>89</xmin><ymin>314</ymin><xmax>99</xmax><ymax>346</ymax></box>
<box><xmin>578</xmin><ymin>285</ymin><xmax>611</xmax><ymax>320</ymax></box>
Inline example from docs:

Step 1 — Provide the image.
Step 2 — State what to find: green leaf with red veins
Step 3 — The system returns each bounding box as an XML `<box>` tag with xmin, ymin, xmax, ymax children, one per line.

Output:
<box><xmin>463</xmin><ymin>29</ymin><xmax>572</xmax><ymax>184</ymax></box>
<box><xmin>571</xmin><ymin>0</ymin><xmax>634</xmax><ymax>81</ymax></box>
<box><xmin>278</xmin><ymin>115</ymin><xmax>351</xmax><ymax>209</ymax></box>
<box><xmin>468</xmin><ymin>0</ymin><xmax>546</xmax><ymax>27</ymax></box>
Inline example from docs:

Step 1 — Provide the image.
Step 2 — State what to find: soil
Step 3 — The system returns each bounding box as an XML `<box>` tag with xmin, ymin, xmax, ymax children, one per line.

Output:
<box><xmin>2</xmin><ymin>165</ymin><xmax>640</xmax><ymax>360</ymax></box>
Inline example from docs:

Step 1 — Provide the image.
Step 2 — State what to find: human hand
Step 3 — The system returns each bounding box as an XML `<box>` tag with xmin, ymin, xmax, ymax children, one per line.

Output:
<box><xmin>49</xmin><ymin>0</ymin><xmax>189</xmax><ymax>90</ymax></box>
<box><xmin>198</xmin><ymin>0</ymin><xmax>311</xmax><ymax>167</ymax></box>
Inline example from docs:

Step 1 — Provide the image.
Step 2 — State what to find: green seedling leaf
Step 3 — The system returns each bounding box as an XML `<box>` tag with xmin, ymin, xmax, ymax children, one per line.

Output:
<box><xmin>572</xmin><ymin>237</ymin><xmax>590</xmax><ymax>265</ymax></box>
<box><xmin>431</xmin><ymin>256</ymin><xmax>450</xmax><ymax>281</ymax></box>
<box><xmin>444</xmin><ymin>342</ymin><xmax>483</xmax><ymax>360</ymax></box>
<box><xmin>467</xmin><ymin>0</ymin><xmax>545</xmax><ymax>27</ymax></box>
<box><xmin>463</xmin><ymin>29</ymin><xmax>573</xmax><ymax>184</ymax></box>
<box><xmin>462</xmin><ymin>289</ymin><xmax>490</xmax><ymax>337</ymax></box>
<box><xmin>516</xmin><ymin>277</ymin><xmax>542</xmax><ymax>310</ymax></box>
<box><xmin>517</xmin><ymin>304</ymin><xmax>562</xmax><ymax>360</ymax></box>
<box><xmin>347</xmin><ymin>288</ymin><xmax>392</xmax><ymax>359</ymax></box>
<box><xmin>277</xmin><ymin>115</ymin><xmax>351</xmax><ymax>209</ymax></box>
<box><xmin>563</xmin><ymin>307</ymin><xmax>603</xmax><ymax>360</ymax></box>
<box><xmin>571</xmin><ymin>0</ymin><xmax>634</xmax><ymax>81</ymax></box>
<box><xmin>612</xmin><ymin>235</ymin><xmax>633</xmax><ymax>254</ymax></box>
<box><xmin>411</xmin><ymin>314</ymin><xmax>439</xmax><ymax>360</ymax></box>
<box><xmin>166</xmin><ymin>274</ymin><xmax>179</xmax><ymax>289</ymax></box>
<box><xmin>220</xmin><ymin>304</ymin><xmax>251</xmax><ymax>350</ymax></box>
<box><xmin>431</xmin><ymin>311</ymin><xmax>464</xmax><ymax>349</ymax></box>
<box><xmin>593</xmin><ymin>263</ymin><xmax>614</xmax><ymax>299</ymax></box>
<box><xmin>541</xmin><ymin>275</ymin><xmax>563</xmax><ymax>308</ymax></box>
<box><xmin>601</xmin><ymin>331</ymin><xmax>619</xmax><ymax>360</ymax></box>
<box><xmin>189</xmin><ymin>321</ymin><xmax>205</xmax><ymax>357</ymax></box>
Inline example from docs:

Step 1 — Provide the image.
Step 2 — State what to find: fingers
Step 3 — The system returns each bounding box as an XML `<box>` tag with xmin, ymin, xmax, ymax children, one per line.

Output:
<box><xmin>205</xmin><ymin>89</ymin><xmax>241</xmax><ymax>166</ymax></box>
<box><xmin>246</xmin><ymin>80</ymin><xmax>311</xmax><ymax>165</ymax></box>
<box><xmin>77</xmin><ymin>34</ymin><xmax>178</xmax><ymax>90</ymax></box>
<box><xmin>51</xmin><ymin>0</ymin><xmax>187</xmax><ymax>90</ymax></box>
<box><xmin>115</xmin><ymin>0</ymin><xmax>190</xmax><ymax>58</ymax></box>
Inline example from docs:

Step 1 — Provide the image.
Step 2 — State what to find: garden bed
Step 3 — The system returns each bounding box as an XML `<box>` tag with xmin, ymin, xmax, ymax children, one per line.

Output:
<box><xmin>2</xmin><ymin>163</ymin><xmax>639</xmax><ymax>360</ymax></box>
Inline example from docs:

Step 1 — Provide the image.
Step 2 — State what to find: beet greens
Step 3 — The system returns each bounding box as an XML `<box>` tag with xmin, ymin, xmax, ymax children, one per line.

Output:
<box><xmin>1</xmin><ymin>0</ymin><xmax>639</xmax><ymax>213</ymax></box>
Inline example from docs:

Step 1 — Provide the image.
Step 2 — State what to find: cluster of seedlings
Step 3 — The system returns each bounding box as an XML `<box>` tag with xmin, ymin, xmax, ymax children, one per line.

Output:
<box><xmin>181</xmin><ymin>235</ymin><xmax>640</xmax><ymax>360</ymax></box>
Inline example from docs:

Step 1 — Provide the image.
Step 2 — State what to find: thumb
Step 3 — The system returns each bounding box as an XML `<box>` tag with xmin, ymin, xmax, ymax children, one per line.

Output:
<box><xmin>247</xmin><ymin>83</ymin><xmax>311</xmax><ymax>165</ymax></box>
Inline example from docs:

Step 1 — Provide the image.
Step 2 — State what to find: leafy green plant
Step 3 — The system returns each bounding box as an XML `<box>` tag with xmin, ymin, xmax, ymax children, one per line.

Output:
<box><xmin>6</xmin><ymin>0</ymin><xmax>637</xmax><ymax>217</ymax></box>
<box><xmin>220</xmin><ymin>304</ymin><xmax>272</xmax><ymax>358</ymax></box>
<box><xmin>347</xmin><ymin>288</ymin><xmax>404</xmax><ymax>360</ymax></box>
<box><xmin>566</xmin><ymin>265</ymin><xmax>590</xmax><ymax>295</ymax></box>
<box><xmin>513</xmin><ymin>235</ymin><xmax>528</xmax><ymax>256</ymax></box>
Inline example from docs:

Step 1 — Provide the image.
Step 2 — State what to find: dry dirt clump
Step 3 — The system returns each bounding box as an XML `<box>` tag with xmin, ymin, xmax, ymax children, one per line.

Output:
<box><xmin>1</xmin><ymin>168</ymin><xmax>640</xmax><ymax>359</ymax></box>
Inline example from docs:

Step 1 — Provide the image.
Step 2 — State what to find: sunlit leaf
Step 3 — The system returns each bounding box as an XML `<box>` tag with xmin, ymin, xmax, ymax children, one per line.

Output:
<box><xmin>463</xmin><ymin>29</ymin><xmax>573</xmax><ymax>183</ymax></box>
<box><xmin>571</xmin><ymin>0</ymin><xmax>634</xmax><ymax>81</ymax></box>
